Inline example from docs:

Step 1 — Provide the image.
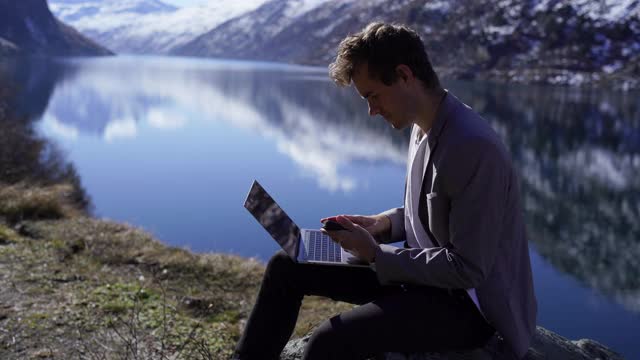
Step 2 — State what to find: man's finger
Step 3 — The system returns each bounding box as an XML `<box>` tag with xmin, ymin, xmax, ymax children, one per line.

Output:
<box><xmin>343</xmin><ymin>215</ymin><xmax>367</xmax><ymax>224</ymax></box>
<box><xmin>321</xmin><ymin>216</ymin><xmax>336</xmax><ymax>223</ymax></box>
<box><xmin>336</xmin><ymin>215</ymin><xmax>359</xmax><ymax>231</ymax></box>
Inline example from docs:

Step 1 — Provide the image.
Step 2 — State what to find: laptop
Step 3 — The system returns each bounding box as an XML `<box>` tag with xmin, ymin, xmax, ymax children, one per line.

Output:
<box><xmin>243</xmin><ymin>180</ymin><xmax>370</xmax><ymax>267</ymax></box>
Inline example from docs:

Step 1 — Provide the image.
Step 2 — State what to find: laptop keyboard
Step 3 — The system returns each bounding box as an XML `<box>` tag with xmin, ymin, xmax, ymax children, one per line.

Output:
<box><xmin>306</xmin><ymin>230</ymin><xmax>342</xmax><ymax>262</ymax></box>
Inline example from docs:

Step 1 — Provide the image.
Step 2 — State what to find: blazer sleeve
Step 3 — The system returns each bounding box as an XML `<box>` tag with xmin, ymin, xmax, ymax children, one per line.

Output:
<box><xmin>378</xmin><ymin>207</ymin><xmax>405</xmax><ymax>244</ymax></box>
<box><xmin>374</xmin><ymin>137</ymin><xmax>509</xmax><ymax>289</ymax></box>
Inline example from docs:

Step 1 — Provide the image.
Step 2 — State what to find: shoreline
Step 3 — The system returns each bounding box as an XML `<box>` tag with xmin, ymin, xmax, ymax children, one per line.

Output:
<box><xmin>1</xmin><ymin>53</ymin><xmax>638</xmax><ymax>92</ymax></box>
<box><xmin>0</xmin><ymin>183</ymin><xmax>353</xmax><ymax>359</ymax></box>
<box><xmin>0</xmin><ymin>183</ymin><xmax>626</xmax><ymax>359</ymax></box>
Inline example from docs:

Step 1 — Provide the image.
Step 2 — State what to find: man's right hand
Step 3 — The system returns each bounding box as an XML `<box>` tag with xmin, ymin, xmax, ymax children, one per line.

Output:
<box><xmin>321</xmin><ymin>214</ymin><xmax>391</xmax><ymax>244</ymax></box>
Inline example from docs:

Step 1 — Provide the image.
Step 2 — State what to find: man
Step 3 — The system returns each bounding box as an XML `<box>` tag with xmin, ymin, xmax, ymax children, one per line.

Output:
<box><xmin>232</xmin><ymin>22</ymin><xmax>536</xmax><ymax>360</ymax></box>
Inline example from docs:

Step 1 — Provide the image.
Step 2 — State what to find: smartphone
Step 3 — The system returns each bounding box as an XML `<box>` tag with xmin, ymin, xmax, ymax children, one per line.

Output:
<box><xmin>321</xmin><ymin>219</ymin><xmax>349</xmax><ymax>232</ymax></box>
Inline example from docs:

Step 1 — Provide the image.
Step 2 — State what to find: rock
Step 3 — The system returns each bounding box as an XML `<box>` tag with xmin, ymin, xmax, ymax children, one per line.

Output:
<box><xmin>14</xmin><ymin>222</ymin><xmax>44</xmax><ymax>239</ymax></box>
<box><xmin>0</xmin><ymin>307</ymin><xmax>11</xmax><ymax>321</ymax></box>
<box><xmin>281</xmin><ymin>326</ymin><xmax>623</xmax><ymax>360</ymax></box>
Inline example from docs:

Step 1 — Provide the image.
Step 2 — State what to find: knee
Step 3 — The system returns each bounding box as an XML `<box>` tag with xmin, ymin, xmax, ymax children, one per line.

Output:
<box><xmin>265</xmin><ymin>249</ymin><xmax>295</xmax><ymax>277</ymax></box>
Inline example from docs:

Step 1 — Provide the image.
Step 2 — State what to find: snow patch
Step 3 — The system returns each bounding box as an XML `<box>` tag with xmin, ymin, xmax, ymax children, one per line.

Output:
<box><xmin>486</xmin><ymin>25</ymin><xmax>516</xmax><ymax>36</ymax></box>
<box><xmin>283</xmin><ymin>0</ymin><xmax>332</xmax><ymax>21</ymax></box>
<box><xmin>423</xmin><ymin>1</ymin><xmax>450</xmax><ymax>12</ymax></box>
<box><xmin>534</xmin><ymin>0</ymin><xmax>640</xmax><ymax>22</ymax></box>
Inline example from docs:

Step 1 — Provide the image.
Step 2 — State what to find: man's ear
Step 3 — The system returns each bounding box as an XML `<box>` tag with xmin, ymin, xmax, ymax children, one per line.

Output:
<box><xmin>395</xmin><ymin>64</ymin><xmax>414</xmax><ymax>84</ymax></box>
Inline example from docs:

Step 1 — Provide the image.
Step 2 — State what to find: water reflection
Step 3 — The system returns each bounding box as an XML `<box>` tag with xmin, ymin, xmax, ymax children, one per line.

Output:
<box><xmin>451</xmin><ymin>82</ymin><xmax>640</xmax><ymax>312</ymax></box>
<box><xmin>0</xmin><ymin>69</ymin><xmax>90</xmax><ymax>212</ymax></box>
<box><xmin>41</xmin><ymin>56</ymin><xmax>408</xmax><ymax>192</ymax></box>
<box><xmin>0</xmin><ymin>58</ymin><xmax>75</xmax><ymax>122</ymax></box>
<box><xmin>2</xmin><ymin>57</ymin><xmax>640</xmax><ymax>319</ymax></box>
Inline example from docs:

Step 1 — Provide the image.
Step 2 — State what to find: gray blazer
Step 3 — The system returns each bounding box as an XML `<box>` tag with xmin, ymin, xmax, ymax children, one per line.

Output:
<box><xmin>375</xmin><ymin>92</ymin><xmax>537</xmax><ymax>359</ymax></box>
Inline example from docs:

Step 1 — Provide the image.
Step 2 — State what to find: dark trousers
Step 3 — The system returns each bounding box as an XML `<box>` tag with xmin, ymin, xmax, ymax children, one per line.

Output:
<box><xmin>232</xmin><ymin>250</ymin><xmax>495</xmax><ymax>360</ymax></box>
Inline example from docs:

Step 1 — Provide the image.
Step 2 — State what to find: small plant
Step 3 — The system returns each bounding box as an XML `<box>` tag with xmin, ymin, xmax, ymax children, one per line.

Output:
<box><xmin>71</xmin><ymin>270</ymin><xmax>232</xmax><ymax>360</ymax></box>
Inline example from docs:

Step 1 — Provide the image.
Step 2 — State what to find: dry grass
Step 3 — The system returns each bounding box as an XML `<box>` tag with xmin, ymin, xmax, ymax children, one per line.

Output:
<box><xmin>0</xmin><ymin>184</ymin><xmax>354</xmax><ymax>359</ymax></box>
<box><xmin>0</xmin><ymin>182</ymin><xmax>84</xmax><ymax>223</ymax></box>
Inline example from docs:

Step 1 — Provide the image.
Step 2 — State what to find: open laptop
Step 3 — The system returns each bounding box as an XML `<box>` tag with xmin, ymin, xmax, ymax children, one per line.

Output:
<box><xmin>244</xmin><ymin>180</ymin><xmax>370</xmax><ymax>267</ymax></box>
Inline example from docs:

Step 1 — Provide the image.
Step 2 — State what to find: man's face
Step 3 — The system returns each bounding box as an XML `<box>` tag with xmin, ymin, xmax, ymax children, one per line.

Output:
<box><xmin>351</xmin><ymin>63</ymin><xmax>414</xmax><ymax>130</ymax></box>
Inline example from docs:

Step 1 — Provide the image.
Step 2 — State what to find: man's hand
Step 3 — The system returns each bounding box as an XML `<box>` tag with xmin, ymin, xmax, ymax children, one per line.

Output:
<box><xmin>321</xmin><ymin>215</ymin><xmax>380</xmax><ymax>263</ymax></box>
<box><xmin>321</xmin><ymin>214</ymin><xmax>391</xmax><ymax>244</ymax></box>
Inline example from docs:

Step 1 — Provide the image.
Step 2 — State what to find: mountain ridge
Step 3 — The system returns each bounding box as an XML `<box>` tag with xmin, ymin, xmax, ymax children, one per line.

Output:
<box><xmin>50</xmin><ymin>0</ymin><xmax>269</xmax><ymax>54</ymax></box>
<box><xmin>173</xmin><ymin>0</ymin><xmax>640</xmax><ymax>90</ymax></box>
<box><xmin>0</xmin><ymin>0</ymin><xmax>112</xmax><ymax>56</ymax></box>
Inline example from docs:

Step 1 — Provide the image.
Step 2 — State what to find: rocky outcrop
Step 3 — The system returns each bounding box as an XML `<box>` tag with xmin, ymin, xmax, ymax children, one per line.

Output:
<box><xmin>0</xmin><ymin>0</ymin><xmax>112</xmax><ymax>56</ymax></box>
<box><xmin>281</xmin><ymin>327</ymin><xmax>624</xmax><ymax>360</ymax></box>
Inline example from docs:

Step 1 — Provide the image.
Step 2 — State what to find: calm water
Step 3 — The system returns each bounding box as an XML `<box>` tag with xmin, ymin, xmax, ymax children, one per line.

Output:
<box><xmin>2</xmin><ymin>56</ymin><xmax>639</xmax><ymax>358</ymax></box>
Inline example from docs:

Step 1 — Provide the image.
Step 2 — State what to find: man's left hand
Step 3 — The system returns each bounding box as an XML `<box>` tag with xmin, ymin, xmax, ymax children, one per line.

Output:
<box><xmin>321</xmin><ymin>215</ymin><xmax>380</xmax><ymax>263</ymax></box>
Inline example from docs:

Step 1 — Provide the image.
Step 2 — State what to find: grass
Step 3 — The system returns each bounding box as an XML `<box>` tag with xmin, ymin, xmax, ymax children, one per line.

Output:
<box><xmin>0</xmin><ymin>183</ymin><xmax>355</xmax><ymax>359</ymax></box>
<box><xmin>0</xmin><ymin>182</ymin><xmax>83</xmax><ymax>223</ymax></box>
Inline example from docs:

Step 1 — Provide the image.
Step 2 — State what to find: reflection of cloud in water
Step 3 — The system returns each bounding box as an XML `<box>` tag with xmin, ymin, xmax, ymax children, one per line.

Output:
<box><xmin>46</xmin><ymin>58</ymin><xmax>407</xmax><ymax>192</ymax></box>
<box><xmin>147</xmin><ymin>107</ymin><xmax>188</xmax><ymax>130</ymax></box>
<box><xmin>42</xmin><ymin>114</ymin><xmax>79</xmax><ymax>141</ymax></box>
<box><xmin>21</xmin><ymin>57</ymin><xmax>640</xmax><ymax>314</ymax></box>
<box><xmin>104</xmin><ymin>118</ymin><xmax>138</xmax><ymax>142</ymax></box>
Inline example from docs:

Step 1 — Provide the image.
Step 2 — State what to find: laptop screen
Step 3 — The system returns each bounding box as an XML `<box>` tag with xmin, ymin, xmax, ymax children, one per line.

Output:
<box><xmin>244</xmin><ymin>180</ymin><xmax>300</xmax><ymax>260</ymax></box>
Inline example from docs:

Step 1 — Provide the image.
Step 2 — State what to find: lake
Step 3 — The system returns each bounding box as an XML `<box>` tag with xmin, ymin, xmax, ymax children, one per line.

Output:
<box><xmin>1</xmin><ymin>55</ymin><xmax>639</xmax><ymax>358</ymax></box>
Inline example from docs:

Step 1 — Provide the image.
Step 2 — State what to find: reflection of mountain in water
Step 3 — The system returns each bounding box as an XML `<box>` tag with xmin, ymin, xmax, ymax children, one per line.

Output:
<box><xmin>51</xmin><ymin>60</ymin><xmax>408</xmax><ymax>148</ymax></box>
<box><xmin>0</xmin><ymin>67</ymin><xmax>91</xmax><ymax>212</ymax></box>
<box><xmin>0</xmin><ymin>58</ymin><xmax>75</xmax><ymax>122</ymax></box>
<box><xmin>38</xmin><ymin>58</ymin><xmax>410</xmax><ymax>191</ymax></box>
<box><xmin>450</xmin><ymin>81</ymin><xmax>640</xmax><ymax>312</ymax></box>
<box><xmin>6</xmin><ymin>56</ymin><xmax>640</xmax><ymax>312</ymax></box>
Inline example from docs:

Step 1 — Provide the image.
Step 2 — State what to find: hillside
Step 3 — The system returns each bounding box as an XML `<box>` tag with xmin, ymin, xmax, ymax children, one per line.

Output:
<box><xmin>0</xmin><ymin>0</ymin><xmax>111</xmax><ymax>56</ymax></box>
<box><xmin>174</xmin><ymin>0</ymin><xmax>640</xmax><ymax>89</ymax></box>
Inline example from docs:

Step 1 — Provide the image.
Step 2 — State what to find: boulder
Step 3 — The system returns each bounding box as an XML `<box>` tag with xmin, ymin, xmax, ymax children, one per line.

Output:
<box><xmin>281</xmin><ymin>326</ymin><xmax>623</xmax><ymax>360</ymax></box>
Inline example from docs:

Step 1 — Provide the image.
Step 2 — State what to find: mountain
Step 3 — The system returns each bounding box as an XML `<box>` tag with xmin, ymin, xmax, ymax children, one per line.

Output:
<box><xmin>173</xmin><ymin>0</ymin><xmax>640</xmax><ymax>90</ymax></box>
<box><xmin>49</xmin><ymin>0</ymin><xmax>270</xmax><ymax>54</ymax></box>
<box><xmin>0</xmin><ymin>0</ymin><xmax>112</xmax><ymax>56</ymax></box>
<box><xmin>171</xmin><ymin>0</ymin><xmax>337</xmax><ymax>60</ymax></box>
<box><xmin>51</xmin><ymin>0</ymin><xmax>176</xmax><ymax>20</ymax></box>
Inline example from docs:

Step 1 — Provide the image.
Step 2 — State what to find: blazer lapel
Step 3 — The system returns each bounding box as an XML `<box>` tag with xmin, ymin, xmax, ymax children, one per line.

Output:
<box><xmin>418</xmin><ymin>136</ymin><xmax>440</xmax><ymax>247</ymax></box>
<box><xmin>417</xmin><ymin>91</ymin><xmax>451</xmax><ymax>247</ymax></box>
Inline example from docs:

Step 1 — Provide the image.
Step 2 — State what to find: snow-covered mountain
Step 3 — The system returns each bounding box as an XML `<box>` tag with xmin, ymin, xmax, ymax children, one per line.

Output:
<box><xmin>51</xmin><ymin>0</ymin><xmax>177</xmax><ymax>19</ymax></box>
<box><xmin>0</xmin><ymin>0</ymin><xmax>111</xmax><ymax>56</ymax></box>
<box><xmin>174</xmin><ymin>0</ymin><xmax>640</xmax><ymax>89</ymax></box>
<box><xmin>46</xmin><ymin>0</ymin><xmax>640</xmax><ymax>88</ymax></box>
<box><xmin>49</xmin><ymin>0</ymin><xmax>270</xmax><ymax>54</ymax></box>
<box><xmin>171</xmin><ymin>0</ymin><xmax>340</xmax><ymax>59</ymax></box>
